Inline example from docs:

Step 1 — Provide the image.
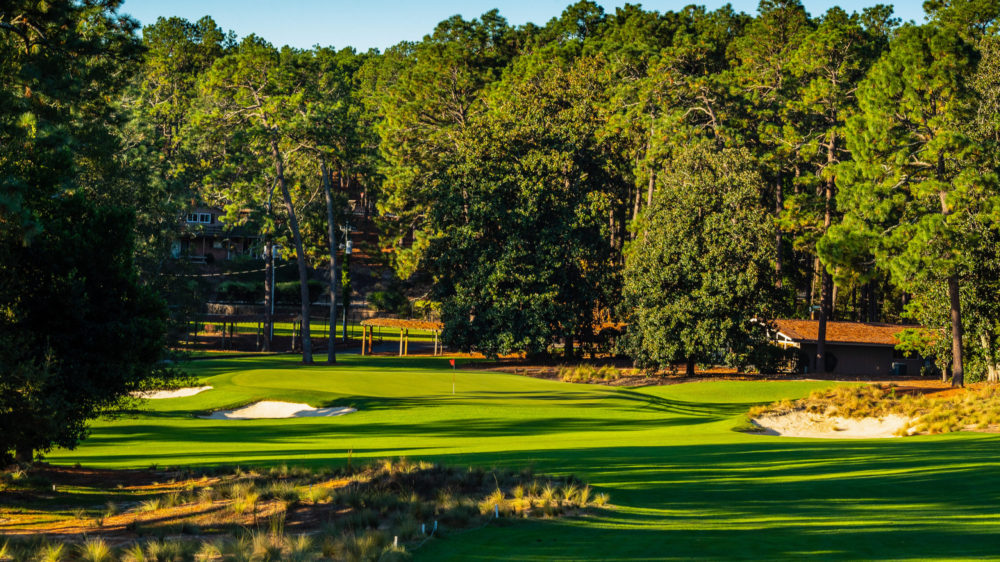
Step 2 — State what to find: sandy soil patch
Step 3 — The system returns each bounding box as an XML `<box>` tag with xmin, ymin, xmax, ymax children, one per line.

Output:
<box><xmin>134</xmin><ymin>386</ymin><xmax>213</xmax><ymax>399</ymax></box>
<box><xmin>199</xmin><ymin>401</ymin><xmax>356</xmax><ymax>420</ymax></box>
<box><xmin>752</xmin><ymin>410</ymin><xmax>913</xmax><ymax>439</ymax></box>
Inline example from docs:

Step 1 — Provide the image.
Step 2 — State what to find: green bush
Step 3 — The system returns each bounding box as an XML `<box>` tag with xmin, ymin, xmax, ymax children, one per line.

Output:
<box><xmin>276</xmin><ymin>280</ymin><xmax>325</xmax><ymax>304</ymax></box>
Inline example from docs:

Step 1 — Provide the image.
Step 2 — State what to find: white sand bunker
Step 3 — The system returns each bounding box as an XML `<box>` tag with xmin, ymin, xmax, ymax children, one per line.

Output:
<box><xmin>135</xmin><ymin>386</ymin><xmax>213</xmax><ymax>399</ymax></box>
<box><xmin>752</xmin><ymin>411</ymin><xmax>912</xmax><ymax>439</ymax></box>
<box><xmin>199</xmin><ymin>401</ymin><xmax>356</xmax><ymax>420</ymax></box>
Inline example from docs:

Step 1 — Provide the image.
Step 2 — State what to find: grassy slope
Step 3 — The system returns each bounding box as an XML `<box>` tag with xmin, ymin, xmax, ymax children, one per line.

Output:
<box><xmin>47</xmin><ymin>355</ymin><xmax>1000</xmax><ymax>560</ymax></box>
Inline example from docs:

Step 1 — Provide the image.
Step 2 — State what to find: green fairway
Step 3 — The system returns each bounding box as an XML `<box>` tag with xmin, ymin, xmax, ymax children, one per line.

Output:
<box><xmin>48</xmin><ymin>356</ymin><xmax>1000</xmax><ymax>560</ymax></box>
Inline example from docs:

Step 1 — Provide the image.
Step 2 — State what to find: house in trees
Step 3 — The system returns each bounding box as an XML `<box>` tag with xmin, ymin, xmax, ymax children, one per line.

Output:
<box><xmin>772</xmin><ymin>319</ymin><xmax>929</xmax><ymax>376</ymax></box>
<box><xmin>172</xmin><ymin>207</ymin><xmax>260</xmax><ymax>264</ymax></box>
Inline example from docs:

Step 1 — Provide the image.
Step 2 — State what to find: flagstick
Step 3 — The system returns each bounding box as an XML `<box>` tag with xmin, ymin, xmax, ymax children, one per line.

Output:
<box><xmin>450</xmin><ymin>358</ymin><xmax>456</xmax><ymax>395</ymax></box>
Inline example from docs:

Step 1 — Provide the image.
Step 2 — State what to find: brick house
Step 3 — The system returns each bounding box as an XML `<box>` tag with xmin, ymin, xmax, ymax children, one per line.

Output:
<box><xmin>172</xmin><ymin>207</ymin><xmax>260</xmax><ymax>263</ymax></box>
<box><xmin>773</xmin><ymin>319</ymin><xmax>929</xmax><ymax>376</ymax></box>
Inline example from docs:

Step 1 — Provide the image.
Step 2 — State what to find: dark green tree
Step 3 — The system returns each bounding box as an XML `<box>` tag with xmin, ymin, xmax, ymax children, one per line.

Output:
<box><xmin>778</xmin><ymin>6</ymin><xmax>892</xmax><ymax>371</ymax></box>
<box><xmin>0</xmin><ymin>199</ymin><xmax>167</xmax><ymax>464</ymax></box>
<box><xmin>726</xmin><ymin>0</ymin><xmax>812</xmax><ymax>290</ymax></box>
<box><xmin>374</xmin><ymin>11</ymin><xmax>517</xmax><ymax>278</ymax></box>
<box><xmin>430</xmin><ymin>55</ymin><xmax>617</xmax><ymax>359</ymax></box>
<box><xmin>192</xmin><ymin>36</ymin><xmax>318</xmax><ymax>362</ymax></box>
<box><xmin>827</xmin><ymin>23</ymin><xmax>999</xmax><ymax>386</ymax></box>
<box><xmin>621</xmin><ymin>146</ymin><xmax>783</xmax><ymax>374</ymax></box>
<box><xmin>1</xmin><ymin>0</ymin><xmax>167</xmax><ymax>464</ymax></box>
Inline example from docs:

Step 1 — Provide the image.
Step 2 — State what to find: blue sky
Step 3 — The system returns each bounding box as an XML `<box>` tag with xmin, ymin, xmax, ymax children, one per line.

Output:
<box><xmin>118</xmin><ymin>1</ymin><xmax>927</xmax><ymax>51</ymax></box>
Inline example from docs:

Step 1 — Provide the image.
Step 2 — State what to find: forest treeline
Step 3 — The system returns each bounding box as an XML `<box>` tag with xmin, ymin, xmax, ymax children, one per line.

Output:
<box><xmin>4</xmin><ymin>0</ymin><xmax>1000</xmax><ymax>462</ymax></box>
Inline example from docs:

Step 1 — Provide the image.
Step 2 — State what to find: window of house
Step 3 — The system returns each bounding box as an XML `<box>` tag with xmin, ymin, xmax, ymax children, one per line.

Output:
<box><xmin>186</xmin><ymin>213</ymin><xmax>213</xmax><ymax>224</ymax></box>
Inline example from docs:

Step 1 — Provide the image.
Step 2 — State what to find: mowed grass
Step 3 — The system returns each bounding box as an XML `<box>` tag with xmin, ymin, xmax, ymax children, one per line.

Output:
<box><xmin>46</xmin><ymin>355</ymin><xmax>1000</xmax><ymax>560</ymax></box>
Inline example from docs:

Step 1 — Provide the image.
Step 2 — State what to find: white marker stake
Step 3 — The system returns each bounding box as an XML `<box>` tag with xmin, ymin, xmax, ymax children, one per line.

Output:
<box><xmin>494</xmin><ymin>504</ymin><xmax>499</xmax><ymax>518</ymax></box>
<box><xmin>421</xmin><ymin>523</ymin><xmax>426</xmax><ymax>535</ymax></box>
<box><xmin>394</xmin><ymin>536</ymin><xmax>398</xmax><ymax>547</ymax></box>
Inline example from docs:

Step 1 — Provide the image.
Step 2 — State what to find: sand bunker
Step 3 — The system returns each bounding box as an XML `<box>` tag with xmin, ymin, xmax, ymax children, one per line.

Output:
<box><xmin>752</xmin><ymin>411</ymin><xmax>912</xmax><ymax>439</ymax></box>
<box><xmin>135</xmin><ymin>386</ymin><xmax>213</xmax><ymax>399</ymax></box>
<box><xmin>199</xmin><ymin>401</ymin><xmax>356</xmax><ymax>420</ymax></box>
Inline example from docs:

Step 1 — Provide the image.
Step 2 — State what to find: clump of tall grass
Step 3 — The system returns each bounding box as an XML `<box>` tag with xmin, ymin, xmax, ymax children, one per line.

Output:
<box><xmin>77</xmin><ymin>538</ymin><xmax>113</xmax><ymax>562</ymax></box>
<box><xmin>559</xmin><ymin>364</ymin><xmax>622</xmax><ymax>383</ymax></box>
<box><xmin>36</xmin><ymin>542</ymin><xmax>66</xmax><ymax>562</ymax></box>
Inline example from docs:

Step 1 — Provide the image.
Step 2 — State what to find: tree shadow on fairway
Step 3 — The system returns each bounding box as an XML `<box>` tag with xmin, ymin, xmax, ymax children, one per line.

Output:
<box><xmin>417</xmin><ymin>436</ymin><xmax>1000</xmax><ymax>560</ymax></box>
<box><xmin>609</xmin><ymin>388</ymin><xmax>752</xmax><ymax>418</ymax></box>
<box><xmin>80</xmin><ymin>412</ymin><xmax>706</xmax><ymax>457</ymax></box>
<box><xmin>343</xmin><ymin>389</ymin><xmax>609</xmax><ymax>412</ymax></box>
<box><xmin>181</xmin><ymin>356</ymin><xmax>304</xmax><ymax>377</ymax></box>
<box><xmin>416</xmin><ymin>519</ymin><xmax>999</xmax><ymax>561</ymax></box>
<box><xmin>343</xmin><ymin>389</ymin><xmax>753</xmax><ymax>421</ymax></box>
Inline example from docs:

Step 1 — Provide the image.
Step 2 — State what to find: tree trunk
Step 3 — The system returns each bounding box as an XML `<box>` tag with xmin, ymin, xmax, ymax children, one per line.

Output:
<box><xmin>270</xmin><ymin>139</ymin><xmax>312</xmax><ymax>364</ymax></box>
<box><xmin>981</xmin><ymin>333</ymin><xmax>999</xmax><ymax>383</ymax></box>
<box><xmin>262</xmin><ymin>239</ymin><xmax>273</xmax><ymax>352</ymax></box>
<box><xmin>342</xmin><ymin>254</ymin><xmax>350</xmax><ymax>342</ymax></box>
<box><xmin>322</xmin><ymin>162</ymin><xmax>338</xmax><ymax>364</ymax></box>
<box><xmin>775</xmin><ymin>180</ymin><xmax>784</xmax><ymax>288</ymax></box>
<box><xmin>646</xmin><ymin>169</ymin><xmax>655</xmax><ymax>207</ymax></box>
<box><xmin>816</xmin><ymin>272</ymin><xmax>833</xmax><ymax>373</ymax></box>
<box><xmin>816</xmin><ymin>158</ymin><xmax>835</xmax><ymax>373</ymax></box>
<box><xmin>948</xmin><ymin>275</ymin><xmax>964</xmax><ymax>387</ymax></box>
<box><xmin>632</xmin><ymin>179</ymin><xmax>642</xmax><ymax>227</ymax></box>
<box><xmin>808</xmin><ymin>257</ymin><xmax>819</xmax><ymax>319</ymax></box>
<box><xmin>934</xmin><ymin>151</ymin><xmax>964</xmax><ymax>387</ymax></box>
<box><xmin>609</xmin><ymin>210</ymin><xmax>615</xmax><ymax>251</ymax></box>
<box><xmin>685</xmin><ymin>356</ymin><xmax>696</xmax><ymax>377</ymax></box>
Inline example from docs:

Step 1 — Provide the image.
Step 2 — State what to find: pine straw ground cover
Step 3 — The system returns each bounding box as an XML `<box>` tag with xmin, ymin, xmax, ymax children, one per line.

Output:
<box><xmin>747</xmin><ymin>383</ymin><xmax>1000</xmax><ymax>436</ymax></box>
<box><xmin>0</xmin><ymin>460</ymin><xmax>606</xmax><ymax>561</ymax></box>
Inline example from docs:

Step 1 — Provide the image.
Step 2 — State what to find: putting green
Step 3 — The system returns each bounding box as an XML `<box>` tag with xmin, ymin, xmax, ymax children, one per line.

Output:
<box><xmin>48</xmin><ymin>356</ymin><xmax>1000</xmax><ymax>559</ymax></box>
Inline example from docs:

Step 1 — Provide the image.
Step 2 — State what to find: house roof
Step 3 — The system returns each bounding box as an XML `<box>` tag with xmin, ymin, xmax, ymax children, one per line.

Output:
<box><xmin>773</xmin><ymin>319</ymin><xmax>911</xmax><ymax>346</ymax></box>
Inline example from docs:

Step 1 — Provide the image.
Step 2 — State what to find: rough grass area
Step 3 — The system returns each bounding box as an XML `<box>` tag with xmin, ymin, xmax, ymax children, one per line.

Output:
<box><xmin>0</xmin><ymin>459</ymin><xmax>603</xmax><ymax>560</ymax></box>
<box><xmin>748</xmin><ymin>383</ymin><xmax>1000</xmax><ymax>436</ymax></box>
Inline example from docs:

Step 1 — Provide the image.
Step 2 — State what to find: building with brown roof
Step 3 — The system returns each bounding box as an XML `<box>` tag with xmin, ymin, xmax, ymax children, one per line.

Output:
<box><xmin>772</xmin><ymin>319</ymin><xmax>927</xmax><ymax>376</ymax></box>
